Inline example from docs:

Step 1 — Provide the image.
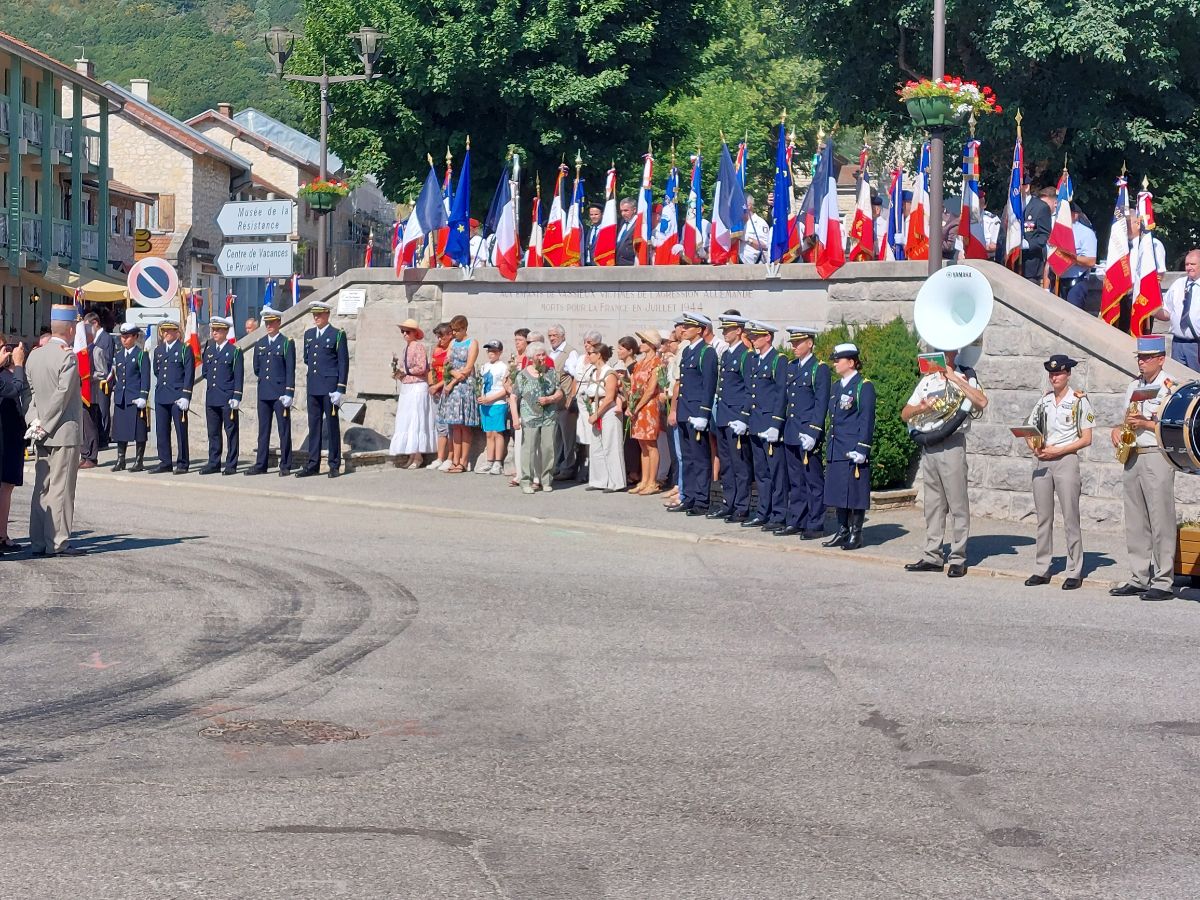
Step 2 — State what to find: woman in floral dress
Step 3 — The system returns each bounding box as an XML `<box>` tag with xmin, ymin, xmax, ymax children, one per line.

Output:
<box><xmin>628</xmin><ymin>330</ymin><xmax>665</xmax><ymax>494</ymax></box>
<box><xmin>439</xmin><ymin>315</ymin><xmax>480</xmax><ymax>473</ymax></box>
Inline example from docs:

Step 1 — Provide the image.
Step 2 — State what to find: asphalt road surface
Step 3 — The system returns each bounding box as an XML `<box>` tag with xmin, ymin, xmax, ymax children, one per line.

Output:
<box><xmin>2</xmin><ymin>472</ymin><xmax>1200</xmax><ymax>899</ymax></box>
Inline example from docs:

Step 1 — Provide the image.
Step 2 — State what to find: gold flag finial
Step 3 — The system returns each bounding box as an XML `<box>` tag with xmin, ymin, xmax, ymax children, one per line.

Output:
<box><xmin>670</xmin><ymin>139</ymin><xmax>676</xmax><ymax>167</ymax></box>
<box><xmin>1121</xmin><ymin>160</ymin><xmax>1127</xmax><ymax>176</ymax></box>
<box><xmin>647</xmin><ymin>140</ymin><xmax>653</xmax><ymax>156</ymax></box>
<box><xmin>575</xmin><ymin>149</ymin><xmax>582</xmax><ymax>169</ymax></box>
<box><xmin>968</xmin><ymin>110</ymin><xmax>977</xmax><ymax>137</ymax></box>
<box><xmin>1142</xmin><ymin>174</ymin><xmax>1150</xmax><ymax>191</ymax></box>
<box><xmin>780</xmin><ymin>109</ymin><xmax>787</xmax><ymax>125</ymax></box>
<box><xmin>426</xmin><ymin>152</ymin><xmax>433</xmax><ymax>167</ymax></box>
<box><xmin>466</xmin><ymin>134</ymin><xmax>471</xmax><ymax>150</ymax></box>
<box><xmin>445</xmin><ymin>146</ymin><xmax>452</xmax><ymax>166</ymax></box>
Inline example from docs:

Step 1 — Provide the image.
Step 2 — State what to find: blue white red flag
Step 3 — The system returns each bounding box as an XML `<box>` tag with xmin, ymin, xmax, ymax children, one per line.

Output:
<box><xmin>494</xmin><ymin>156</ymin><xmax>520</xmax><ymax>281</ymax></box>
<box><xmin>653</xmin><ymin>165</ymin><xmax>680</xmax><ymax>265</ymax></box>
<box><xmin>847</xmin><ymin>146</ymin><xmax>875</xmax><ymax>262</ymax></box>
<box><xmin>710</xmin><ymin>141</ymin><xmax>745</xmax><ymax>266</ymax></box>
<box><xmin>542</xmin><ymin>164</ymin><xmax>568</xmax><ymax>267</ymax></box>
<box><xmin>812</xmin><ymin>138</ymin><xmax>845</xmax><ymax>278</ymax></box>
<box><xmin>564</xmin><ymin>172</ymin><xmax>584</xmax><ymax>266</ymax></box>
<box><xmin>682</xmin><ymin>154</ymin><xmax>704</xmax><ymax>264</ymax></box>
<box><xmin>958</xmin><ymin>139</ymin><xmax>987</xmax><ymax>260</ymax></box>
<box><xmin>1003</xmin><ymin>136</ymin><xmax>1024</xmax><ymax>270</ymax></box>
<box><xmin>886</xmin><ymin>169</ymin><xmax>905</xmax><ymax>261</ymax></box>
<box><xmin>1100</xmin><ymin>175</ymin><xmax>1132</xmax><ymax>327</ymax></box>
<box><xmin>400</xmin><ymin>165</ymin><xmax>449</xmax><ymax>269</ymax></box>
<box><xmin>1047</xmin><ymin>166</ymin><xmax>1075</xmax><ymax>276</ymax></box>
<box><xmin>633</xmin><ymin>149</ymin><xmax>654</xmax><ymax>265</ymax></box>
<box><xmin>905</xmin><ymin>143</ymin><xmax>930</xmax><ymax>260</ymax></box>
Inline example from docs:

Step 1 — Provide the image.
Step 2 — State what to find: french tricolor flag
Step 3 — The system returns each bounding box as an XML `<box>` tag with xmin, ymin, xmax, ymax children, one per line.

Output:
<box><xmin>1047</xmin><ymin>167</ymin><xmax>1076</xmax><ymax>277</ymax></box>
<box><xmin>1100</xmin><ymin>176</ymin><xmax>1132</xmax><ymax>328</ymax></box>
<box><xmin>1131</xmin><ymin>188</ymin><xmax>1163</xmax><ymax>334</ymax></box>
<box><xmin>1003</xmin><ymin>136</ymin><xmax>1024</xmax><ymax>271</ymax></box>
<box><xmin>682</xmin><ymin>154</ymin><xmax>703</xmax><ymax>264</ymax></box>
<box><xmin>957</xmin><ymin>139</ymin><xmax>988</xmax><ymax>260</ymax></box>
<box><xmin>812</xmin><ymin>138</ymin><xmax>845</xmax><ymax>279</ymax></box>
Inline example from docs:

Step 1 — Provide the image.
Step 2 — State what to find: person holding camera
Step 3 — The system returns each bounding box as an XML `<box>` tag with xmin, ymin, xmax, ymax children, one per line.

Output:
<box><xmin>0</xmin><ymin>336</ymin><xmax>29</xmax><ymax>553</ymax></box>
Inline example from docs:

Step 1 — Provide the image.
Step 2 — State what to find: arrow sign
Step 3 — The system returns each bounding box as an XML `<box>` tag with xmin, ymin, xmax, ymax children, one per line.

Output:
<box><xmin>216</xmin><ymin>200</ymin><xmax>293</xmax><ymax>238</ymax></box>
<box><xmin>217</xmin><ymin>242</ymin><xmax>296</xmax><ymax>278</ymax></box>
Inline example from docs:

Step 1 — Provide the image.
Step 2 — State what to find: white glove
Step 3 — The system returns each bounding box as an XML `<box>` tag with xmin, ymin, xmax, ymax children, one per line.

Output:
<box><xmin>759</xmin><ymin>427</ymin><xmax>780</xmax><ymax>443</ymax></box>
<box><xmin>688</xmin><ymin>416</ymin><xmax>708</xmax><ymax>432</ymax></box>
<box><xmin>800</xmin><ymin>434</ymin><xmax>816</xmax><ymax>451</ymax></box>
<box><xmin>134</xmin><ymin>398</ymin><xmax>146</xmax><ymax>410</ymax></box>
<box><xmin>24</xmin><ymin>419</ymin><xmax>46</xmax><ymax>441</ymax></box>
<box><xmin>229</xmin><ymin>399</ymin><xmax>240</xmax><ymax>410</ymax></box>
<box><xmin>1021</xmin><ymin>238</ymin><xmax>1030</xmax><ymax>250</ymax></box>
<box><xmin>281</xmin><ymin>395</ymin><xmax>293</xmax><ymax>409</ymax></box>
<box><xmin>848</xmin><ymin>451</ymin><xmax>867</xmax><ymax>465</ymax></box>
<box><xmin>729</xmin><ymin>420</ymin><xmax>748</xmax><ymax>436</ymax></box>
<box><xmin>330</xmin><ymin>391</ymin><xmax>343</xmax><ymax>407</ymax></box>
<box><xmin>176</xmin><ymin>398</ymin><xmax>189</xmax><ymax>411</ymax></box>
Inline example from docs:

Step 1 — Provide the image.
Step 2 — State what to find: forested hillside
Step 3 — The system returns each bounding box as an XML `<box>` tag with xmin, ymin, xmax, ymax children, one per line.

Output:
<box><xmin>0</xmin><ymin>0</ymin><xmax>302</xmax><ymax>124</ymax></box>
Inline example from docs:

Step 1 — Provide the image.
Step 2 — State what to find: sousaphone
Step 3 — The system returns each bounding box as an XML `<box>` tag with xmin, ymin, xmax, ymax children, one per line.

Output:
<box><xmin>909</xmin><ymin>265</ymin><xmax>993</xmax><ymax>446</ymax></box>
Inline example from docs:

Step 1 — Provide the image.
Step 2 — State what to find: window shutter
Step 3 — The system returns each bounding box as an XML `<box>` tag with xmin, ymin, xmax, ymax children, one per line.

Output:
<box><xmin>158</xmin><ymin>193</ymin><xmax>175</xmax><ymax>231</ymax></box>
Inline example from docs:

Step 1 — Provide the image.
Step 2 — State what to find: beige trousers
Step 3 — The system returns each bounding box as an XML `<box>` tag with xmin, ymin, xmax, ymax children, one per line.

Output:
<box><xmin>29</xmin><ymin>442</ymin><xmax>80</xmax><ymax>554</ymax></box>
<box><xmin>1122</xmin><ymin>449</ymin><xmax>1177</xmax><ymax>590</ymax></box>
<box><xmin>1032</xmin><ymin>453</ymin><xmax>1083</xmax><ymax>579</ymax></box>
<box><xmin>921</xmin><ymin>433</ymin><xmax>970</xmax><ymax>566</ymax></box>
<box><xmin>521</xmin><ymin>424</ymin><xmax>556</xmax><ymax>489</ymax></box>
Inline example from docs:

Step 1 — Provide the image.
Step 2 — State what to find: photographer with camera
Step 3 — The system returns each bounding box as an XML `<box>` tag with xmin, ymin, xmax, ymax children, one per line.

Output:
<box><xmin>0</xmin><ymin>336</ymin><xmax>29</xmax><ymax>553</ymax></box>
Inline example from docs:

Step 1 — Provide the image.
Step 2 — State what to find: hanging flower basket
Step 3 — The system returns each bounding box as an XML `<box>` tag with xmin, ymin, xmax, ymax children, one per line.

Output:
<box><xmin>298</xmin><ymin>178</ymin><xmax>350</xmax><ymax>215</ymax></box>
<box><xmin>898</xmin><ymin>77</ymin><xmax>1002</xmax><ymax>128</ymax></box>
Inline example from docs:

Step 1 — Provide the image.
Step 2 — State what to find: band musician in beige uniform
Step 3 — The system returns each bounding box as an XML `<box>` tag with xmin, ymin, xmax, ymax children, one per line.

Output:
<box><xmin>26</xmin><ymin>304</ymin><xmax>85</xmax><ymax>557</ymax></box>
<box><xmin>1023</xmin><ymin>354</ymin><xmax>1094</xmax><ymax>590</ymax></box>
<box><xmin>1108</xmin><ymin>336</ymin><xmax>1176</xmax><ymax>601</ymax></box>
<box><xmin>902</xmin><ymin>348</ymin><xmax>988</xmax><ymax>578</ymax></box>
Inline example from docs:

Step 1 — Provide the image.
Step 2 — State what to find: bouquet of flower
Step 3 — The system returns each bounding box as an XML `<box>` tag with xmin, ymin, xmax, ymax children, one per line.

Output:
<box><xmin>298</xmin><ymin>178</ymin><xmax>351</xmax><ymax>200</ymax></box>
<box><xmin>581</xmin><ymin>391</ymin><xmax>601</xmax><ymax>434</ymax></box>
<box><xmin>897</xmin><ymin>77</ymin><xmax>1001</xmax><ymax>117</ymax></box>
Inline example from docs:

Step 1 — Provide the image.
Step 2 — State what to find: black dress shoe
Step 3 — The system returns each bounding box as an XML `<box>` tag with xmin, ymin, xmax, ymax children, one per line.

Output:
<box><xmin>666</xmin><ymin>502</ymin><xmax>693</xmax><ymax>513</ymax></box>
<box><xmin>1024</xmin><ymin>574</ymin><xmax>1051</xmax><ymax>586</ymax></box>
<box><xmin>904</xmin><ymin>560</ymin><xmax>944</xmax><ymax>573</ymax></box>
<box><xmin>1141</xmin><ymin>588</ymin><xmax>1174</xmax><ymax>601</ymax></box>
<box><xmin>742</xmin><ymin>516</ymin><xmax>767</xmax><ymax>528</ymax></box>
<box><xmin>1061</xmin><ymin>577</ymin><xmax>1082</xmax><ymax>590</ymax></box>
<box><xmin>245</xmin><ymin>466</ymin><xmax>266</xmax><ymax>476</ymax></box>
<box><xmin>706</xmin><ymin>505</ymin><xmax>732</xmax><ymax>519</ymax></box>
<box><xmin>222</xmin><ymin>467</ymin><xmax>237</xmax><ymax>476</ymax></box>
<box><xmin>686</xmin><ymin>506</ymin><xmax>708</xmax><ymax>516</ymax></box>
<box><xmin>802</xmin><ymin>529</ymin><xmax>824</xmax><ymax>540</ymax></box>
<box><xmin>947</xmin><ymin>564</ymin><xmax>967</xmax><ymax>578</ymax></box>
<box><xmin>328</xmin><ymin>469</ymin><xmax>340</xmax><ymax>479</ymax></box>
<box><xmin>112</xmin><ymin>459</ymin><xmax>127</xmax><ymax>472</ymax></box>
<box><xmin>1108</xmin><ymin>583</ymin><xmax>1145</xmax><ymax>597</ymax></box>
<box><xmin>174</xmin><ymin>465</ymin><xmax>189</xmax><ymax>475</ymax></box>
<box><xmin>775</xmin><ymin>525</ymin><xmax>803</xmax><ymax>537</ymax></box>
<box><xmin>129</xmin><ymin>461</ymin><xmax>145</xmax><ymax>473</ymax></box>
<box><xmin>295</xmin><ymin>469</ymin><xmax>319</xmax><ymax>478</ymax></box>
<box><xmin>278</xmin><ymin>468</ymin><xmax>290</xmax><ymax>477</ymax></box>
<box><xmin>725</xmin><ymin>511</ymin><xmax>748</xmax><ymax>524</ymax></box>
<box><xmin>842</xmin><ymin>530</ymin><xmax>863</xmax><ymax>551</ymax></box>
<box><xmin>150</xmin><ymin>464</ymin><xmax>172</xmax><ymax>474</ymax></box>
<box><xmin>199</xmin><ymin>465</ymin><xmax>219</xmax><ymax>475</ymax></box>
<box><xmin>762</xmin><ymin>522</ymin><xmax>785</xmax><ymax>533</ymax></box>
<box><xmin>822</xmin><ymin>529</ymin><xmax>849</xmax><ymax>548</ymax></box>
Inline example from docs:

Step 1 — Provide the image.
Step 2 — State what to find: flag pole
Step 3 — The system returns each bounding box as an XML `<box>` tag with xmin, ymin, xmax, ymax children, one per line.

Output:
<box><xmin>928</xmin><ymin>0</ymin><xmax>947</xmax><ymax>277</ymax></box>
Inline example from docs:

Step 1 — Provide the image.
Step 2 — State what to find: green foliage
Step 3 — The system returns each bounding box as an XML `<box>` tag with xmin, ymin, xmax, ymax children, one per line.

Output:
<box><xmin>791</xmin><ymin>0</ymin><xmax>1200</xmax><ymax>255</ymax></box>
<box><xmin>296</xmin><ymin>0</ymin><xmax>733</xmax><ymax>208</ymax></box>
<box><xmin>815</xmin><ymin>318</ymin><xmax>920</xmax><ymax>491</ymax></box>
<box><xmin>0</xmin><ymin>0</ymin><xmax>302</xmax><ymax>124</ymax></box>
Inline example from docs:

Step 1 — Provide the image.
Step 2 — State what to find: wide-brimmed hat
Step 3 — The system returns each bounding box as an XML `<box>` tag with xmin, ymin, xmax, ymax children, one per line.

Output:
<box><xmin>397</xmin><ymin>318</ymin><xmax>424</xmax><ymax>340</ymax></box>
<box><xmin>635</xmin><ymin>328</ymin><xmax>662</xmax><ymax>347</ymax></box>
<box><xmin>1044</xmin><ymin>354</ymin><xmax>1078</xmax><ymax>372</ymax></box>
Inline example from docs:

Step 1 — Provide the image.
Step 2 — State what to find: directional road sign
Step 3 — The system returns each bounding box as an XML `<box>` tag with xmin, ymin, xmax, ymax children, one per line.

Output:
<box><xmin>216</xmin><ymin>242</ymin><xmax>296</xmax><ymax>278</ymax></box>
<box><xmin>216</xmin><ymin>200</ymin><xmax>293</xmax><ymax>238</ymax></box>
<box><xmin>127</xmin><ymin>256</ymin><xmax>179</xmax><ymax>308</ymax></box>
<box><xmin>124</xmin><ymin>306</ymin><xmax>181</xmax><ymax>329</ymax></box>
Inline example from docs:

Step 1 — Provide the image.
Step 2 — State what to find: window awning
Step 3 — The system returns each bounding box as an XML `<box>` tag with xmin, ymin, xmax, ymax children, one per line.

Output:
<box><xmin>21</xmin><ymin>265</ymin><xmax>130</xmax><ymax>303</ymax></box>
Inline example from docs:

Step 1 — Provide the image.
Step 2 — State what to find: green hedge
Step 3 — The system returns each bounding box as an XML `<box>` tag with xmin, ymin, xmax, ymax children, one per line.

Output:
<box><xmin>810</xmin><ymin>318</ymin><xmax>921</xmax><ymax>491</ymax></box>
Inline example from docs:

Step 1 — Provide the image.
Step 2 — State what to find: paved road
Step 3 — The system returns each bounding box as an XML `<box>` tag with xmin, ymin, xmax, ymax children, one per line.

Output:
<box><xmin>2</xmin><ymin>470</ymin><xmax>1200</xmax><ymax>898</ymax></box>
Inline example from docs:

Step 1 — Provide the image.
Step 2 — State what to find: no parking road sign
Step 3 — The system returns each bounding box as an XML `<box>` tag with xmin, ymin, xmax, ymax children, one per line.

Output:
<box><xmin>127</xmin><ymin>257</ymin><xmax>180</xmax><ymax>308</ymax></box>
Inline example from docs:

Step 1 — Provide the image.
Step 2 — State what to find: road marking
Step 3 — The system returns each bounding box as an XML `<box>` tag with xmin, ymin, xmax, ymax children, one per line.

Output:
<box><xmin>79</xmin><ymin>651</ymin><xmax>121</xmax><ymax>670</ymax></box>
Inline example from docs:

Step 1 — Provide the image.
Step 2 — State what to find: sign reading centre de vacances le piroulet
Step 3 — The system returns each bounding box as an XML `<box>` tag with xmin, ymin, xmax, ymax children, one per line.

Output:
<box><xmin>215</xmin><ymin>200</ymin><xmax>293</xmax><ymax>238</ymax></box>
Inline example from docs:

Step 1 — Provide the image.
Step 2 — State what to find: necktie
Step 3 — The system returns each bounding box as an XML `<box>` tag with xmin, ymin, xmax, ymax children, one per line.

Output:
<box><xmin>1183</xmin><ymin>281</ymin><xmax>1196</xmax><ymax>338</ymax></box>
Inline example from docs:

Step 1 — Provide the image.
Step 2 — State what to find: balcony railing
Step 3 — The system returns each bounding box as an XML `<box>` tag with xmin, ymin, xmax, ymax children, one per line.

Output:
<box><xmin>0</xmin><ymin>217</ymin><xmax>8</xmax><ymax>247</ymax></box>
<box><xmin>21</xmin><ymin>105</ymin><xmax>43</xmax><ymax>146</ymax></box>
<box><xmin>81</xmin><ymin>225</ymin><xmax>98</xmax><ymax>260</ymax></box>
<box><xmin>53</xmin><ymin>121</ymin><xmax>73</xmax><ymax>155</ymax></box>
<box><xmin>0</xmin><ymin>99</ymin><xmax>8</xmax><ymax>136</ymax></box>
<box><xmin>52</xmin><ymin>220</ymin><xmax>72</xmax><ymax>258</ymax></box>
<box><xmin>21</xmin><ymin>216</ymin><xmax>42</xmax><ymax>254</ymax></box>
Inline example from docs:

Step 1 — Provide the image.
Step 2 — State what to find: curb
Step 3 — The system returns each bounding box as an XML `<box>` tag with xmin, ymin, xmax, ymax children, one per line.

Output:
<box><xmin>81</xmin><ymin>469</ymin><xmax>1121</xmax><ymax>590</ymax></box>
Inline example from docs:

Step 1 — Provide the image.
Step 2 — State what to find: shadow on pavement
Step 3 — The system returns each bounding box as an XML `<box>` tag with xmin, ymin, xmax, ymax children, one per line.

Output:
<box><xmin>966</xmin><ymin>534</ymin><xmax>1036</xmax><ymax>567</ymax></box>
<box><xmin>67</xmin><ymin>530</ymin><xmax>206</xmax><ymax>556</ymax></box>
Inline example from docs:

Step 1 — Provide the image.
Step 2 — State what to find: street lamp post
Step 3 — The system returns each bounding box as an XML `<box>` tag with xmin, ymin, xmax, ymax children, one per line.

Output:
<box><xmin>928</xmin><ymin>0</ymin><xmax>946</xmax><ymax>276</ymax></box>
<box><xmin>262</xmin><ymin>25</ymin><xmax>386</xmax><ymax>279</ymax></box>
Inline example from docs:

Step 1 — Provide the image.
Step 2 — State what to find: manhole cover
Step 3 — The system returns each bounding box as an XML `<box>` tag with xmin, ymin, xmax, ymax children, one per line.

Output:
<box><xmin>199</xmin><ymin>719</ymin><xmax>365</xmax><ymax>746</ymax></box>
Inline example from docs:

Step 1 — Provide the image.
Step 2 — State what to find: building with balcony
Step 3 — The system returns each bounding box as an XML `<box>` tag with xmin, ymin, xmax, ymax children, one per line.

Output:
<box><xmin>187</xmin><ymin>105</ymin><xmax>395</xmax><ymax>288</ymax></box>
<box><xmin>0</xmin><ymin>34</ymin><xmax>129</xmax><ymax>341</ymax></box>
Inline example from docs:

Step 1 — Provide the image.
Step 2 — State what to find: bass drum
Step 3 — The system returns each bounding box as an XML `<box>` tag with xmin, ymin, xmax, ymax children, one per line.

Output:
<box><xmin>1156</xmin><ymin>381</ymin><xmax>1200</xmax><ymax>473</ymax></box>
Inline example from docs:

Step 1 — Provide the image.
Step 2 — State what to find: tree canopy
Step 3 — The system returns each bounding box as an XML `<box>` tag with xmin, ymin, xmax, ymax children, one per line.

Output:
<box><xmin>792</xmin><ymin>0</ymin><xmax>1200</xmax><ymax>254</ymax></box>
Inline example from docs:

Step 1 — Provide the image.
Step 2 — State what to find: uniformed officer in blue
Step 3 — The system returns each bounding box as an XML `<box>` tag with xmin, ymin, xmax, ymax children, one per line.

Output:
<box><xmin>742</xmin><ymin>321</ymin><xmax>788</xmax><ymax>531</ymax></box>
<box><xmin>779</xmin><ymin>326</ymin><xmax>830</xmax><ymax>539</ymax></box>
<box><xmin>246</xmin><ymin>305</ymin><xmax>295</xmax><ymax>476</ymax></box>
<box><xmin>298</xmin><ymin>298</ymin><xmax>350</xmax><ymax>478</ymax></box>
<box><xmin>823</xmin><ymin>343</ymin><xmax>876</xmax><ymax>550</ymax></box>
<box><xmin>667</xmin><ymin>311</ymin><xmax>718</xmax><ymax>515</ymax></box>
<box><xmin>707</xmin><ymin>314</ymin><xmax>754</xmax><ymax>522</ymax></box>
<box><xmin>151</xmin><ymin>319</ymin><xmax>195</xmax><ymax>474</ymax></box>
<box><xmin>108</xmin><ymin>322</ymin><xmax>150</xmax><ymax>472</ymax></box>
<box><xmin>199</xmin><ymin>316</ymin><xmax>243</xmax><ymax>475</ymax></box>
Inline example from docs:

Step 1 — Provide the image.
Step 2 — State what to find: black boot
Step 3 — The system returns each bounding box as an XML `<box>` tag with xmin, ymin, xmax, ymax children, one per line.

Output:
<box><xmin>130</xmin><ymin>443</ymin><xmax>146</xmax><ymax>472</ymax></box>
<box><xmin>112</xmin><ymin>444</ymin><xmax>128</xmax><ymax>472</ymax></box>
<box><xmin>843</xmin><ymin>511</ymin><xmax>864</xmax><ymax>551</ymax></box>
<box><xmin>822</xmin><ymin>510</ymin><xmax>849</xmax><ymax>547</ymax></box>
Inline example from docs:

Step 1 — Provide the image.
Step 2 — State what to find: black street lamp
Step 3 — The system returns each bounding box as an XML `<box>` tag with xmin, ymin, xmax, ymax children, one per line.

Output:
<box><xmin>262</xmin><ymin>25</ymin><xmax>386</xmax><ymax>278</ymax></box>
<box><xmin>928</xmin><ymin>0</ymin><xmax>946</xmax><ymax>276</ymax></box>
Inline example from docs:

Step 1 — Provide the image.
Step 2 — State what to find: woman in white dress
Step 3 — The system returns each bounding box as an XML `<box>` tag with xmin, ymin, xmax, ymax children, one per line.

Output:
<box><xmin>584</xmin><ymin>344</ymin><xmax>626</xmax><ymax>492</ymax></box>
<box><xmin>388</xmin><ymin>319</ymin><xmax>436</xmax><ymax>467</ymax></box>
<box><xmin>573</xmin><ymin>330</ymin><xmax>603</xmax><ymax>480</ymax></box>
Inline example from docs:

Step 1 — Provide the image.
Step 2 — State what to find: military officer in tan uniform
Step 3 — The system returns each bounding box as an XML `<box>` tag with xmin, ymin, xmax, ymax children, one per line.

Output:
<box><xmin>1109</xmin><ymin>336</ymin><xmax>1176</xmax><ymax>601</ymax></box>
<box><xmin>1022</xmin><ymin>354</ymin><xmax>1094</xmax><ymax>590</ymax></box>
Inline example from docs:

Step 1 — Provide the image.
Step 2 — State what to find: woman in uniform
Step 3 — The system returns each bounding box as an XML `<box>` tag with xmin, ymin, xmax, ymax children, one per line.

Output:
<box><xmin>823</xmin><ymin>343</ymin><xmax>876</xmax><ymax>550</ymax></box>
<box><xmin>109</xmin><ymin>322</ymin><xmax>151</xmax><ymax>472</ymax></box>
